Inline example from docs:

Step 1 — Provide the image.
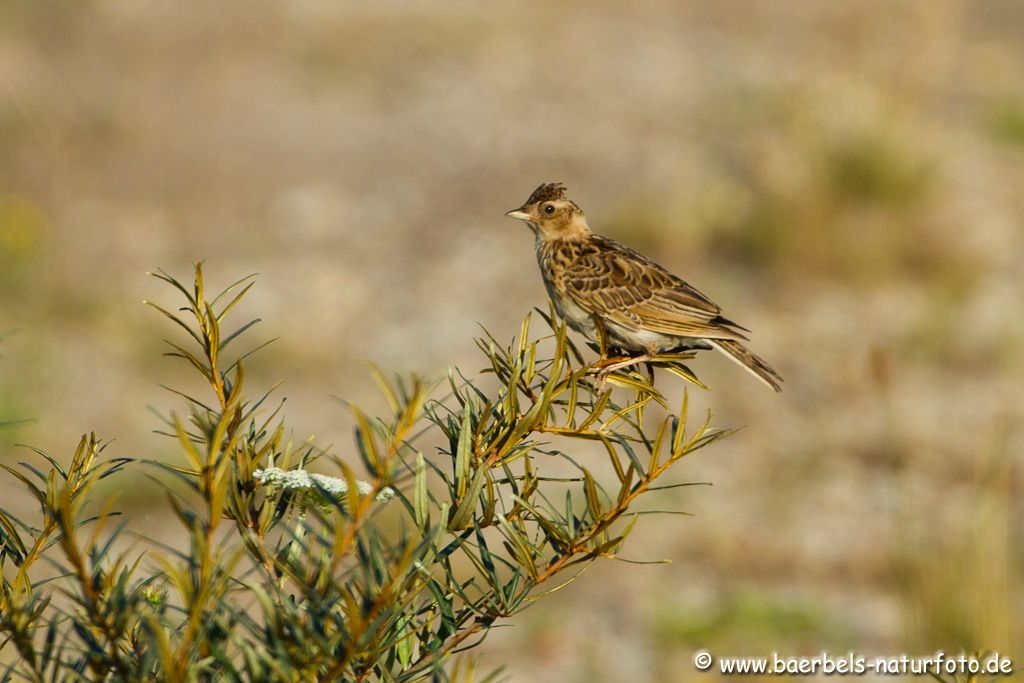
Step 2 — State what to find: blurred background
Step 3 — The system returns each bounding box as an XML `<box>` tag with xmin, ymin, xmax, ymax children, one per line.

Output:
<box><xmin>1</xmin><ymin>1</ymin><xmax>1022</xmax><ymax>680</ymax></box>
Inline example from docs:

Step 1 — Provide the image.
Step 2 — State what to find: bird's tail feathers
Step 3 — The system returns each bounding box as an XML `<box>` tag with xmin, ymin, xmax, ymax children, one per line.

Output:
<box><xmin>709</xmin><ymin>339</ymin><xmax>783</xmax><ymax>392</ymax></box>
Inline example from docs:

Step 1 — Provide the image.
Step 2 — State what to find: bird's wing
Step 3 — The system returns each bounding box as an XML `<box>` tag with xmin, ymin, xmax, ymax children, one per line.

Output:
<box><xmin>562</xmin><ymin>236</ymin><xmax>749</xmax><ymax>341</ymax></box>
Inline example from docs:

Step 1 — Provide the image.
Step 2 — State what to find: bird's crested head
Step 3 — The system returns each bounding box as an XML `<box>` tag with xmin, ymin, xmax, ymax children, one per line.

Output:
<box><xmin>505</xmin><ymin>182</ymin><xmax>590</xmax><ymax>240</ymax></box>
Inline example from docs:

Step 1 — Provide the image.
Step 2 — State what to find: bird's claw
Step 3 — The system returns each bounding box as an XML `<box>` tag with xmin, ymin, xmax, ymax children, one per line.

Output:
<box><xmin>585</xmin><ymin>353</ymin><xmax>655</xmax><ymax>394</ymax></box>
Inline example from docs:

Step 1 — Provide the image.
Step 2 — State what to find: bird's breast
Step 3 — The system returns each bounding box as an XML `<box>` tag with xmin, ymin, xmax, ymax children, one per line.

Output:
<box><xmin>536</xmin><ymin>239</ymin><xmax>596</xmax><ymax>337</ymax></box>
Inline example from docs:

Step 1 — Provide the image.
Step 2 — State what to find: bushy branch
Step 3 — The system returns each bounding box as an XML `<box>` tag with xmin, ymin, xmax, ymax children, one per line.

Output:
<box><xmin>0</xmin><ymin>264</ymin><xmax>724</xmax><ymax>682</ymax></box>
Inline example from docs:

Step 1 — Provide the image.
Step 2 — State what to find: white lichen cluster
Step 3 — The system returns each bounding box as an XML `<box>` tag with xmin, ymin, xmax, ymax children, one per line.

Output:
<box><xmin>253</xmin><ymin>467</ymin><xmax>395</xmax><ymax>503</ymax></box>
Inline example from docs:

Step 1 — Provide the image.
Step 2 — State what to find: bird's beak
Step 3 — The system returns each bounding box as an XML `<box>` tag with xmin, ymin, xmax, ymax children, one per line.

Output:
<box><xmin>504</xmin><ymin>208</ymin><xmax>532</xmax><ymax>221</ymax></box>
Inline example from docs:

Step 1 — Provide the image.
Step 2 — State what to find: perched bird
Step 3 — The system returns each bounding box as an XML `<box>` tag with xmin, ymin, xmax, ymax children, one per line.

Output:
<box><xmin>505</xmin><ymin>182</ymin><xmax>783</xmax><ymax>392</ymax></box>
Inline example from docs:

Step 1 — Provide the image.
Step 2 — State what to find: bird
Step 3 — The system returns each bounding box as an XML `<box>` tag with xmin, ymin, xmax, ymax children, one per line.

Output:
<box><xmin>505</xmin><ymin>182</ymin><xmax>783</xmax><ymax>392</ymax></box>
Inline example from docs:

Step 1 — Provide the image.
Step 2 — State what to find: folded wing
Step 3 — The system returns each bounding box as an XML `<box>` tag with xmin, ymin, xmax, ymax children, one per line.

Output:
<box><xmin>562</xmin><ymin>236</ymin><xmax>749</xmax><ymax>341</ymax></box>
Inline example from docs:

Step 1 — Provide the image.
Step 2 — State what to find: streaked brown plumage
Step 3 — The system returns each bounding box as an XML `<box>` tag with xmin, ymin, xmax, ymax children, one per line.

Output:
<box><xmin>506</xmin><ymin>182</ymin><xmax>783</xmax><ymax>392</ymax></box>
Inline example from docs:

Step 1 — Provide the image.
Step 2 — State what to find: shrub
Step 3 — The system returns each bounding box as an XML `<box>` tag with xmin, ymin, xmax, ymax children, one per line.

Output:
<box><xmin>0</xmin><ymin>264</ymin><xmax>724</xmax><ymax>681</ymax></box>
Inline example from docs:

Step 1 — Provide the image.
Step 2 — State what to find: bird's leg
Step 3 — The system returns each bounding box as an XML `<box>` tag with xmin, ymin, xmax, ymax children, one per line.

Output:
<box><xmin>588</xmin><ymin>354</ymin><xmax>633</xmax><ymax>371</ymax></box>
<box><xmin>591</xmin><ymin>343</ymin><xmax>661</xmax><ymax>392</ymax></box>
<box><xmin>587</xmin><ymin>355</ymin><xmax>628</xmax><ymax>393</ymax></box>
<box><xmin>590</xmin><ymin>352</ymin><xmax>654</xmax><ymax>393</ymax></box>
<box><xmin>609</xmin><ymin>343</ymin><xmax>660</xmax><ymax>374</ymax></box>
<box><xmin>598</xmin><ymin>353</ymin><xmax>654</xmax><ymax>375</ymax></box>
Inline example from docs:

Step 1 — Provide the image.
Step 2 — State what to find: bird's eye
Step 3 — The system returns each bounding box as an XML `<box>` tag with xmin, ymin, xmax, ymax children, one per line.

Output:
<box><xmin>544</xmin><ymin>204</ymin><xmax>556</xmax><ymax>214</ymax></box>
